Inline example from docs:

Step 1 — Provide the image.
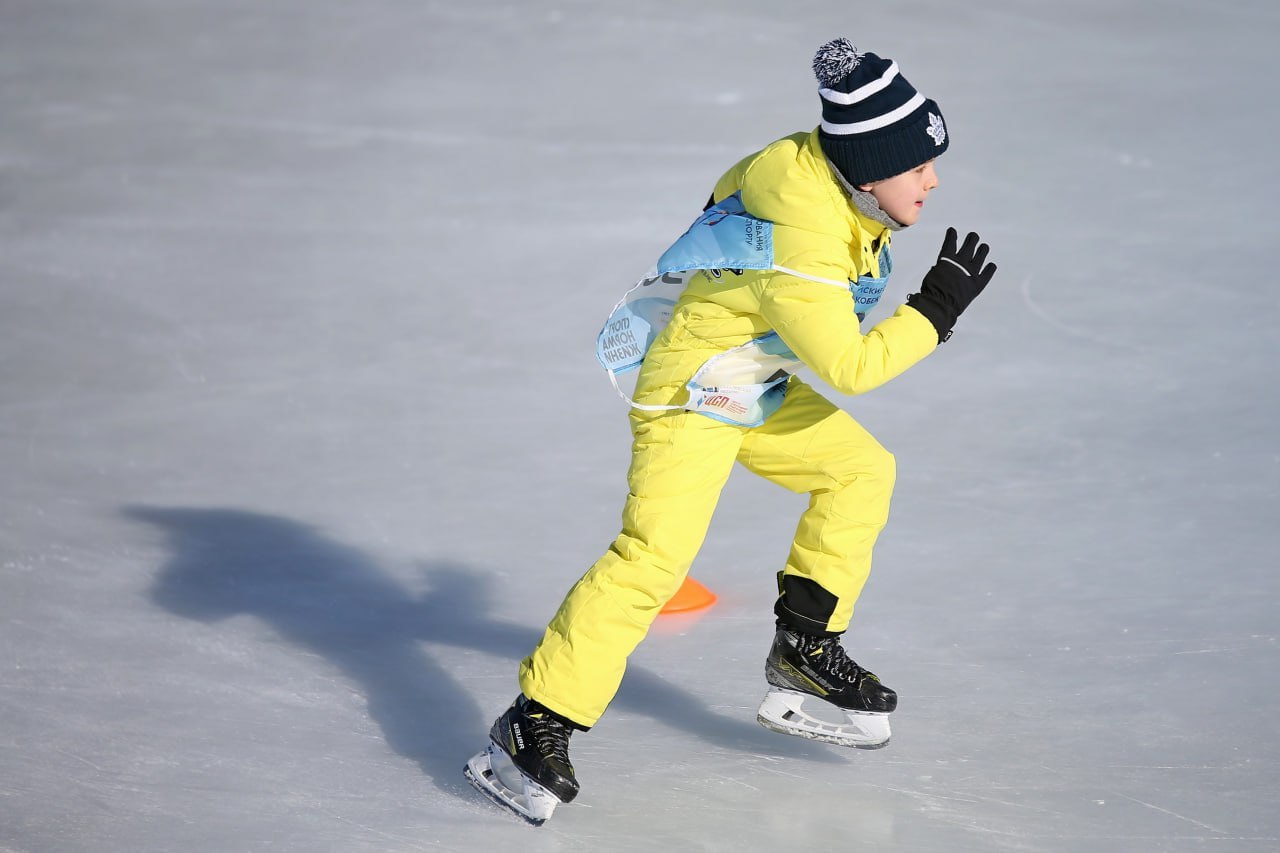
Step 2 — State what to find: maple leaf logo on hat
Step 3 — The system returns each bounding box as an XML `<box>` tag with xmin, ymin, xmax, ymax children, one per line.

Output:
<box><xmin>926</xmin><ymin>113</ymin><xmax>946</xmax><ymax>147</ymax></box>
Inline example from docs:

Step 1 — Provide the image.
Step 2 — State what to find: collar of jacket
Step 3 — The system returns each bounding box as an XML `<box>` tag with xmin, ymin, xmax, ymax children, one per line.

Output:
<box><xmin>816</xmin><ymin>146</ymin><xmax>906</xmax><ymax>237</ymax></box>
<box><xmin>804</xmin><ymin>131</ymin><xmax>894</xmax><ymax>272</ymax></box>
<box><xmin>799</xmin><ymin>130</ymin><xmax>893</xmax><ymax>266</ymax></box>
<box><xmin>729</xmin><ymin>129</ymin><xmax>892</xmax><ymax>281</ymax></box>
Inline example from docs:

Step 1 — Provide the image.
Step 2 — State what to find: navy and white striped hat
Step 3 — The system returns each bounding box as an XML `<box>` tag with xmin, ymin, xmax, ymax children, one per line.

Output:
<box><xmin>813</xmin><ymin>38</ymin><xmax>948</xmax><ymax>186</ymax></box>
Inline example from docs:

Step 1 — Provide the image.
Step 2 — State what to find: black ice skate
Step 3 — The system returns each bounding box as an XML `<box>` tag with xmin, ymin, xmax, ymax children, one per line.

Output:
<box><xmin>464</xmin><ymin>695</ymin><xmax>579</xmax><ymax>825</ymax></box>
<box><xmin>756</xmin><ymin>627</ymin><xmax>896</xmax><ymax>749</ymax></box>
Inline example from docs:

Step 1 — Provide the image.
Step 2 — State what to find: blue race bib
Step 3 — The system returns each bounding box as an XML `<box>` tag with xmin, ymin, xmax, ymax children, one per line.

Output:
<box><xmin>852</xmin><ymin>244</ymin><xmax>891</xmax><ymax>321</ymax></box>
<box><xmin>656</xmin><ymin>193</ymin><xmax>774</xmax><ymax>275</ymax></box>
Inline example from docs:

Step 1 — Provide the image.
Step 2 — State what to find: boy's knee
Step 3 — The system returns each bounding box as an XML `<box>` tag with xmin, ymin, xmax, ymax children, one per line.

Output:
<box><xmin>833</xmin><ymin>443</ymin><xmax>895</xmax><ymax>494</ymax></box>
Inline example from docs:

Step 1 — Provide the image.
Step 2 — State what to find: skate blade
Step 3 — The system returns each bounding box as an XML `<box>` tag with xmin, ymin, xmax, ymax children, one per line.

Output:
<box><xmin>756</xmin><ymin>689</ymin><xmax>891</xmax><ymax>749</ymax></box>
<box><xmin>463</xmin><ymin>741</ymin><xmax>561</xmax><ymax>826</ymax></box>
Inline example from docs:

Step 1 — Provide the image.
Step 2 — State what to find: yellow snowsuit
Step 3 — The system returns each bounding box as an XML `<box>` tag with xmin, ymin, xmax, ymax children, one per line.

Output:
<box><xmin>520</xmin><ymin>129</ymin><xmax>940</xmax><ymax>728</ymax></box>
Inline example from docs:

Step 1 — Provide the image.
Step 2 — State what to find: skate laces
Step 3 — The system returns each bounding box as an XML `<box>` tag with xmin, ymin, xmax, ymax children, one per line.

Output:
<box><xmin>526</xmin><ymin>711</ymin><xmax>573</xmax><ymax>761</ymax></box>
<box><xmin>800</xmin><ymin>634</ymin><xmax>866</xmax><ymax>686</ymax></box>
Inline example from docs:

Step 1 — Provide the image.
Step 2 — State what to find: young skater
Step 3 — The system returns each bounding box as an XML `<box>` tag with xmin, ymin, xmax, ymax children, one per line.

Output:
<box><xmin>466</xmin><ymin>37</ymin><xmax>997</xmax><ymax>824</ymax></box>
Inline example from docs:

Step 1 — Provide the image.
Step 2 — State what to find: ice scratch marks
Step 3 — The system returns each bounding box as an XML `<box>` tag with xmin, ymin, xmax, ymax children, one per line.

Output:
<box><xmin>1170</xmin><ymin>643</ymin><xmax>1256</xmax><ymax>656</ymax></box>
<box><xmin>1113</xmin><ymin>792</ymin><xmax>1229</xmax><ymax>836</ymax></box>
<box><xmin>1096</xmin><ymin>633</ymin><xmax>1275</xmax><ymax>662</ymax></box>
<box><xmin>704</xmin><ymin>769</ymin><xmax>761</xmax><ymax>792</ymax></box>
<box><xmin>54</xmin><ymin>748</ymin><xmax>107</xmax><ymax>774</ymax></box>
<box><xmin>1019</xmin><ymin>275</ymin><xmax>1145</xmax><ymax>353</ymax></box>
<box><xmin>329</xmin><ymin>814</ymin><xmax>439</xmax><ymax>851</ymax></box>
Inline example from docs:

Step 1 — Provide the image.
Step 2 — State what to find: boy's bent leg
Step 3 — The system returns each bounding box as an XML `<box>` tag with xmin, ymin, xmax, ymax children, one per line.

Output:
<box><xmin>519</xmin><ymin>412</ymin><xmax>742</xmax><ymax>728</ymax></box>
<box><xmin>737</xmin><ymin>382</ymin><xmax>897</xmax><ymax>635</ymax></box>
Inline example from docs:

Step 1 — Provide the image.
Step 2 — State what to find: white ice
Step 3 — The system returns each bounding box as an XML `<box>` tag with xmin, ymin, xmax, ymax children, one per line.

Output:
<box><xmin>2</xmin><ymin>1</ymin><xmax>1278</xmax><ymax>851</ymax></box>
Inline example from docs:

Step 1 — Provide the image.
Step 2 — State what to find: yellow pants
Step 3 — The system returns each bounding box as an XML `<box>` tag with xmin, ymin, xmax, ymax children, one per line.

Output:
<box><xmin>518</xmin><ymin>380</ymin><xmax>897</xmax><ymax>728</ymax></box>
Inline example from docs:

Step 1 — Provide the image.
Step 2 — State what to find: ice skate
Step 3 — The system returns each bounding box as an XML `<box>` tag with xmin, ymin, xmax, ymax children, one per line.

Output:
<box><xmin>756</xmin><ymin>627</ymin><xmax>896</xmax><ymax>749</ymax></box>
<box><xmin>464</xmin><ymin>695</ymin><xmax>579</xmax><ymax>826</ymax></box>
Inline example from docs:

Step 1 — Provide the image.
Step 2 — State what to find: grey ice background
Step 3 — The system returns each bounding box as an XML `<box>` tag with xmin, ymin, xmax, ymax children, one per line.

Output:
<box><xmin>2</xmin><ymin>1</ymin><xmax>1278</xmax><ymax>851</ymax></box>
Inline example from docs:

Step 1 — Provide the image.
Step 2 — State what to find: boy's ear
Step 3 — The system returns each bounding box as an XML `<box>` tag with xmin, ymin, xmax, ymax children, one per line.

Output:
<box><xmin>856</xmin><ymin>183</ymin><xmax>875</xmax><ymax>193</ymax></box>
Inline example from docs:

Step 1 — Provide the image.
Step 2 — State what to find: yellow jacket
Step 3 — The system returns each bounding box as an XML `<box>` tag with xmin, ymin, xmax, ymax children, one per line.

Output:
<box><xmin>633</xmin><ymin>129</ymin><xmax>938</xmax><ymax>411</ymax></box>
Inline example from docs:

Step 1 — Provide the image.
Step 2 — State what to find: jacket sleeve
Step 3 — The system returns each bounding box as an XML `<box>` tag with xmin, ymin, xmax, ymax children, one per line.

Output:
<box><xmin>759</xmin><ymin>273</ymin><xmax>938</xmax><ymax>396</ymax></box>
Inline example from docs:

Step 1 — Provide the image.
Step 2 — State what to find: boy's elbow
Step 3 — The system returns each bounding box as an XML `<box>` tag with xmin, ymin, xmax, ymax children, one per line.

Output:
<box><xmin>828</xmin><ymin>372</ymin><xmax>892</xmax><ymax>397</ymax></box>
<box><xmin>812</xmin><ymin>340</ymin><xmax>913</xmax><ymax>395</ymax></box>
<box><xmin>815</xmin><ymin>360</ymin><xmax>893</xmax><ymax>396</ymax></box>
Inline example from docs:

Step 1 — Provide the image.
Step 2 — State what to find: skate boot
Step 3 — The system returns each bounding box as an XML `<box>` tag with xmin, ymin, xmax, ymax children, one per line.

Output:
<box><xmin>756</xmin><ymin>626</ymin><xmax>896</xmax><ymax>749</ymax></box>
<box><xmin>464</xmin><ymin>695</ymin><xmax>579</xmax><ymax>825</ymax></box>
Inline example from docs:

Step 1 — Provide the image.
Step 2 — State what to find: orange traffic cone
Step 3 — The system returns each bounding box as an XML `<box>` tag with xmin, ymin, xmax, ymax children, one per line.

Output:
<box><xmin>660</xmin><ymin>576</ymin><xmax>717</xmax><ymax>614</ymax></box>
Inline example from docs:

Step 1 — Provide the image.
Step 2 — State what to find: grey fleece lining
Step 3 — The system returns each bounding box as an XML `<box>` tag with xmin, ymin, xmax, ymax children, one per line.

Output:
<box><xmin>826</xmin><ymin>157</ymin><xmax>908</xmax><ymax>232</ymax></box>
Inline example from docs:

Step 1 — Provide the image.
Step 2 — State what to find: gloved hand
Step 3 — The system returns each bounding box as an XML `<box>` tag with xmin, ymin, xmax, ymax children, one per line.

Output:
<box><xmin>906</xmin><ymin>227</ymin><xmax>997</xmax><ymax>343</ymax></box>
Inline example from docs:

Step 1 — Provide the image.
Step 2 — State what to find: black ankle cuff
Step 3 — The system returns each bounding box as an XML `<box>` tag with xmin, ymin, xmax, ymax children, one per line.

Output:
<box><xmin>773</xmin><ymin>572</ymin><xmax>842</xmax><ymax>636</ymax></box>
<box><xmin>523</xmin><ymin>696</ymin><xmax>591</xmax><ymax>733</ymax></box>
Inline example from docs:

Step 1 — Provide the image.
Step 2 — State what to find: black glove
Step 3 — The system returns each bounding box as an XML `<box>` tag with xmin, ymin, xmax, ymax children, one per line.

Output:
<box><xmin>906</xmin><ymin>227</ymin><xmax>997</xmax><ymax>343</ymax></box>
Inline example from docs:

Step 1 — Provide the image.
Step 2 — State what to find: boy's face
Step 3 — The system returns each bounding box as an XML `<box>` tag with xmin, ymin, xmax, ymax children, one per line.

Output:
<box><xmin>859</xmin><ymin>160</ymin><xmax>938</xmax><ymax>227</ymax></box>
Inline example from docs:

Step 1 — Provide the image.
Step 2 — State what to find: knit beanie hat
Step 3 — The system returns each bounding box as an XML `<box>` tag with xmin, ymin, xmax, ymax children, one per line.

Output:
<box><xmin>814</xmin><ymin>38</ymin><xmax>948</xmax><ymax>187</ymax></box>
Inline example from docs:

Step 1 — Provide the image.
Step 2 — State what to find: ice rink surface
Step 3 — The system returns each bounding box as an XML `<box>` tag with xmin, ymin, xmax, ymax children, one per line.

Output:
<box><xmin>2</xmin><ymin>1</ymin><xmax>1278</xmax><ymax>850</ymax></box>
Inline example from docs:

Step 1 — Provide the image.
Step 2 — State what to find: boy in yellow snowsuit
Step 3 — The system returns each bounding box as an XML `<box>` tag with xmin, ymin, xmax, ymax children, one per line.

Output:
<box><xmin>466</xmin><ymin>38</ymin><xmax>998</xmax><ymax>824</ymax></box>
